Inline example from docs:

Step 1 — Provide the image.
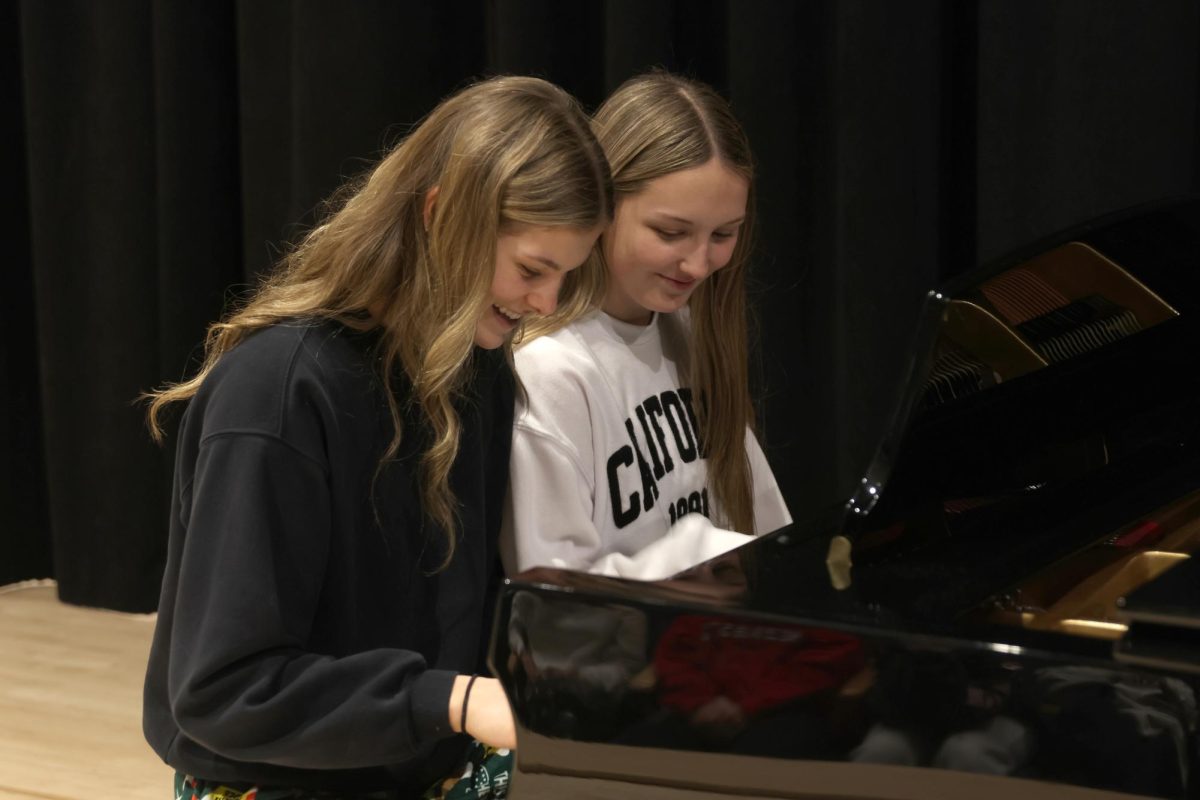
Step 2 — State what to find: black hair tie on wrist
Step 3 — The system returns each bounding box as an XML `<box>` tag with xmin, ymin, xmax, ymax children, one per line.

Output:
<box><xmin>460</xmin><ymin>674</ymin><xmax>479</xmax><ymax>736</ymax></box>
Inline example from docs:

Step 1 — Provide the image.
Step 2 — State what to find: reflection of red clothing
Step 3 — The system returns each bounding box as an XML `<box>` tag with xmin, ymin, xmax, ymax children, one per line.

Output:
<box><xmin>654</xmin><ymin>615</ymin><xmax>865</xmax><ymax>717</ymax></box>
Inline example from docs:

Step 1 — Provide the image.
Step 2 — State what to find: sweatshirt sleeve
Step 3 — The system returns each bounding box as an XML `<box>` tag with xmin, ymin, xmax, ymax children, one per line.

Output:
<box><xmin>502</xmin><ymin>423</ymin><xmax>605</xmax><ymax>574</ymax></box>
<box><xmin>166</xmin><ymin>432</ymin><xmax>456</xmax><ymax>770</ymax></box>
<box><xmin>587</xmin><ymin>514</ymin><xmax>753</xmax><ymax>580</ymax></box>
<box><xmin>501</xmin><ymin>336</ymin><xmax>611</xmax><ymax>575</ymax></box>
<box><xmin>746</xmin><ymin>428</ymin><xmax>792</xmax><ymax>535</ymax></box>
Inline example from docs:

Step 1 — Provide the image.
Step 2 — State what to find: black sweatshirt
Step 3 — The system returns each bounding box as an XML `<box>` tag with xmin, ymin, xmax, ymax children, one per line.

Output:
<box><xmin>142</xmin><ymin>320</ymin><xmax>514</xmax><ymax>796</ymax></box>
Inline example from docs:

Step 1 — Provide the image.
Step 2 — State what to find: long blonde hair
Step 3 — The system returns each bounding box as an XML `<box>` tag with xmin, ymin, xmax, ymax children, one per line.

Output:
<box><xmin>146</xmin><ymin>75</ymin><xmax>613</xmax><ymax>558</ymax></box>
<box><xmin>591</xmin><ymin>71</ymin><xmax>758</xmax><ymax>534</ymax></box>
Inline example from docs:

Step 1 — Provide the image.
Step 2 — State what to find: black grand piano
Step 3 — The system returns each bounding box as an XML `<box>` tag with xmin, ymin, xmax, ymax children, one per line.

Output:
<box><xmin>490</xmin><ymin>196</ymin><xmax>1200</xmax><ymax>799</ymax></box>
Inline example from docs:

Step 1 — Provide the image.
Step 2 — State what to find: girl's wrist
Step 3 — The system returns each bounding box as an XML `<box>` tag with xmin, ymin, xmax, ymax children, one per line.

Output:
<box><xmin>449</xmin><ymin>673</ymin><xmax>478</xmax><ymax>734</ymax></box>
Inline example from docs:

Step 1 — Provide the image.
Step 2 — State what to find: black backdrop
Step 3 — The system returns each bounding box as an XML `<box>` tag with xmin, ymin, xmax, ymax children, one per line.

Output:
<box><xmin>5</xmin><ymin>0</ymin><xmax>1198</xmax><ymax>612</ymax></box>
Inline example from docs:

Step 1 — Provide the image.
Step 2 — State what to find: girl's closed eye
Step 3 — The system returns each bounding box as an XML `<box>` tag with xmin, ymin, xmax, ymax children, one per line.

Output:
<box><xmin>519</xmin><ymin>264</ymin><xmax>542</xmax><ymax>279</ymax></box>
<box><xmin>651</xmin><ymin>227</ymin><xmax>686</xmax><ymax>241</ymax></box>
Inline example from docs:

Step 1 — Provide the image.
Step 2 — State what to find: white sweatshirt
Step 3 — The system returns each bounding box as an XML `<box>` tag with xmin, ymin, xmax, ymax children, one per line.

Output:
<box><xmin>502</xmin><ymin>310</ymin><xmax>792</xmax><ymax>580</ymax></box>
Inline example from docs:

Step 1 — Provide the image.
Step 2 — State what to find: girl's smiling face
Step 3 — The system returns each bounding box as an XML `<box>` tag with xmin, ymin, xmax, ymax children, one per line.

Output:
<box><xmin>601</xmin><ymin>159</ymin><xmax>748</xmax><ymax>326</ymax></box>
<box><xmin>475</xmin><ymin>224</ymin><xmax>603</xmax><ymax>349</ymax></box>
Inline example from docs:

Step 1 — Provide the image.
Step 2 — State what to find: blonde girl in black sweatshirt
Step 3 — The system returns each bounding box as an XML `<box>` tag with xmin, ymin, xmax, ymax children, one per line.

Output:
<box><xmin>141</xmin><ymin>75</ymin><xmax>612</xmax><ymax>799</ymax></box>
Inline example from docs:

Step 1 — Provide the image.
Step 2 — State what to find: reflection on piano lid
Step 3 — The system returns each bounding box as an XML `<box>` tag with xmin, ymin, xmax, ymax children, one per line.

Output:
<box><xmin>491</xmin><ymin>196</ymin><xmax>1200</xmax><ymax>799</ymax></box>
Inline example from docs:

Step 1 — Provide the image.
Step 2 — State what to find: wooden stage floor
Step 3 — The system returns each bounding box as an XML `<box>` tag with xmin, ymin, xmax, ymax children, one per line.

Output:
<box><xmin>0</xmin><ymin>581</ymin><xmax>171</xmax><ymax>800</ymax></box>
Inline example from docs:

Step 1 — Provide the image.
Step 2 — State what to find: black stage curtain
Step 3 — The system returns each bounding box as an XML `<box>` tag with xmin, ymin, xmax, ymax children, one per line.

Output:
<box><xmin>7</xmin><ymin>0</ymin><xmax>1199</xmax><ymax>611</ymax></box>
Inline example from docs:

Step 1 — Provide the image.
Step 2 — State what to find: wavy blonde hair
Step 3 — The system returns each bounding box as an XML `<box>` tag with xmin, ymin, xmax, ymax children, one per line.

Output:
<box><xmin>145</xmin><ymin>76</ymin><xmax>613</xmax><ymax>560</ymax></box>
<box><xmin>592</xmin><ymin>71</ymin><xmax>758</xmax><ymax>534</ymax></box>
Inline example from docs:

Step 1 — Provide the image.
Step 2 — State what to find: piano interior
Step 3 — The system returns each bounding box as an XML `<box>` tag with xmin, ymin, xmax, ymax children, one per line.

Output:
<box><xmin>975</xmin><ymin>488</ymin><xmax>1200</xmax><ymax>640</ymax></box>
<box><xmin>908</xmin><ymin>239</ymin><xmax>1193</xmax><ymax>641</ymax></box>
<box><xmin>925</xmin><ymin>240</ymin><xmax>1178</xmax><ymax>407</ymax></box>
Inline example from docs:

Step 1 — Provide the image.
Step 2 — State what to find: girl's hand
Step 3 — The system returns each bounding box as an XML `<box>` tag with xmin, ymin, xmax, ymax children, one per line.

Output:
<box><xmin>450</xmin><ymin>675</ymin><xmax>517</xmax><ymax>750</ymax></box>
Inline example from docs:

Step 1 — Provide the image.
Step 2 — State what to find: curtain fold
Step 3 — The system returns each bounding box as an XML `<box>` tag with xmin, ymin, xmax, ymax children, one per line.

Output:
<box><xmin>3</xmin><ymin>0</ymin><xmax>52</xmax><ymax>588</ymax></box>
<box><xmin>21</xmin><ymin>1</ymin><xmax>165</xmax><ymax>610</ymax></box>
<box><xmin>9</xmin><ymin>0</ymin><xmax>1199</xmax><ymax>611</ymax></box>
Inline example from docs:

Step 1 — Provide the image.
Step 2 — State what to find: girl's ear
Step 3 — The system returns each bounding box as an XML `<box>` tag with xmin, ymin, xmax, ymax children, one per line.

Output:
<box><xmin>423</xmin><ymin>186</ymin><xmax>440</xmax><ymax>231</ymax></box>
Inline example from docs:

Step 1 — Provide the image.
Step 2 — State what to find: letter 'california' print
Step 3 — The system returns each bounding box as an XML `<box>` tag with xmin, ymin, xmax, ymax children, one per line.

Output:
<box><xmin>606</xmin><ymin>389</ymin><xmax>708</xmax><ymax>528</ymax></box>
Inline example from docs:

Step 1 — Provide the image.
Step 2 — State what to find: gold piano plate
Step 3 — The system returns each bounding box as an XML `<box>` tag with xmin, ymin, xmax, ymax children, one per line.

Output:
<box><xmin>943</xmin><ymin>300</ymin><xmax>1047</xmax><ymax>381</ymax></box>
<box><xmin>997</xmin><ymin>551</ymin><xmax>1189</xmax><ymax>640</ymax></box>
<box><xmin>942</xmin><ymin>241</ymin><xmax>1180</xmax><ymax>394</ymax></box>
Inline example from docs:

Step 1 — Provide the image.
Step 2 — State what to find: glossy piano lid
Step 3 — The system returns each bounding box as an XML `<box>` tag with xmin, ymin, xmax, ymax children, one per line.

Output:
<box><xmin>864</xmin><ymin>196</ymin><xmax>1200</xmax><ymax>508</ymax></box>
